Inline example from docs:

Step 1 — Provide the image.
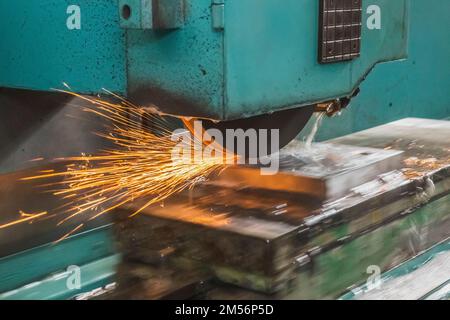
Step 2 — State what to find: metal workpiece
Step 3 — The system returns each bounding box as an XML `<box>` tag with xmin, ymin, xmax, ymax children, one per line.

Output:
<box><xmin>114</xmin><ymin>193</ymin><xmax>304</xmax><ymax>282</ymax></box>
<box><xmin>114</xmin><ymin>119</ymin><xmax>450</xmax><ymax>297</ymax></box>
<box><xmin>215</xmin><ymin>141</ymin><xmax>404</xmax><ymax>200</ymax></box>
<box><xmin>331</xmin><ymin>118</ymin><xmax>450</xmax><ymax>160</ymax></box>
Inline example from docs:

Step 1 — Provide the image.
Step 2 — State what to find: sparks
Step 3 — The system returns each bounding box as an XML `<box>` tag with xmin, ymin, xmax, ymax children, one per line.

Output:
<box><xmin>19</xmin><ymin>89</ymin><xmax>233</xmax><ymax>228</ymax></box>
<box><xmin>0</xmin><ymin>211</ymin><xmax>48</xmax><ymax>229</ymax></box>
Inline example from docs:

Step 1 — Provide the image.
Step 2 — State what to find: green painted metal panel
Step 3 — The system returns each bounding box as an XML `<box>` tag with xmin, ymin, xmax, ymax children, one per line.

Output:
<box><xmin>0</xmin><ymin>0</ymin><xmax>126</xmax><ymax>94</ymax></box>
<box><xmin>127</xmin><ymin>0</ymin><xmax>408</xmax><ymax>119</ymax></box>
<box><xmin>340</xmin><ymin>239</ymin><xmax>450</xmax><ymax>300</ymax></box>
<box><xmin>1</xmin><ymin>0</ymin><xmax>409</xmax><ymax>121</ymax></box>
<box><xmin>306</xmin><ymin>0</ymin><xmax>450</xmax><ymax>141</ymax></box>
<box><xmin>0</xmin><ymin>225</ymin><xmax>117</xmax><ymax>293</ymax></box>
<box><xmin>0</xmin><ymin>254</ymin><xmax>120</xmax><ymax>300</ymax></box>
<box><xmin>224</xmin><ymin>0</ymin><xmax>408</xmax><ymax>119</ymax></box>
<box><xmin>1</xmin><ymin>0</ymin><xmax>447</xmax><ymax>130</ymax></box>
<box><xmin>125</xmin><ymin>0</ymin><xmax>226</xmax><ymax>119</ymax></box>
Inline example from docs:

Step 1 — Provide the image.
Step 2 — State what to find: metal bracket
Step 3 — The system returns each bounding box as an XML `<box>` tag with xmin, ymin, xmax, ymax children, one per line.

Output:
<box><xmin>211</xmin><ymin>0</ymin><xmax>224</xmax><ymax>30</ymax></box>
<box><xmin>119</xmin><ymin>0</ymin><xmax>185</xmax><ymax>30</ymax></box>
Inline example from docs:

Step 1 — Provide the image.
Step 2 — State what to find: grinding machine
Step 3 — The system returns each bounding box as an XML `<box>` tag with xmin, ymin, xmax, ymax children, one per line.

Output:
<box><xmin>0</xmin><ymin>0</ymin><xmax>450</xmax><ymax>299</ymax></box>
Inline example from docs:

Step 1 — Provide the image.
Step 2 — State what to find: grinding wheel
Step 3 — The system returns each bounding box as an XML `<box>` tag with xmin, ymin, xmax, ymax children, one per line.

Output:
<box><xmin>183</xmin><ymin>105</ymin><xmax>315</xmax><ymax>158</ymax></box>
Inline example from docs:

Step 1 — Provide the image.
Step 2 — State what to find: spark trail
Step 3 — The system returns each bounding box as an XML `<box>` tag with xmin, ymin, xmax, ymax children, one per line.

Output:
<box><xmin>5</xmin><ymin>89</ymin><xmax>231</xmax><ymax>233</ymax></box>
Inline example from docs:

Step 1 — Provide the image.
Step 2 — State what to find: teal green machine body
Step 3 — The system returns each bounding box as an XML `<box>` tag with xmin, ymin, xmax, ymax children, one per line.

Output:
<box><xmin>0</xmin><ymin>0</ymin><xmax>410</xmax><ymax>121</ymax></box>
